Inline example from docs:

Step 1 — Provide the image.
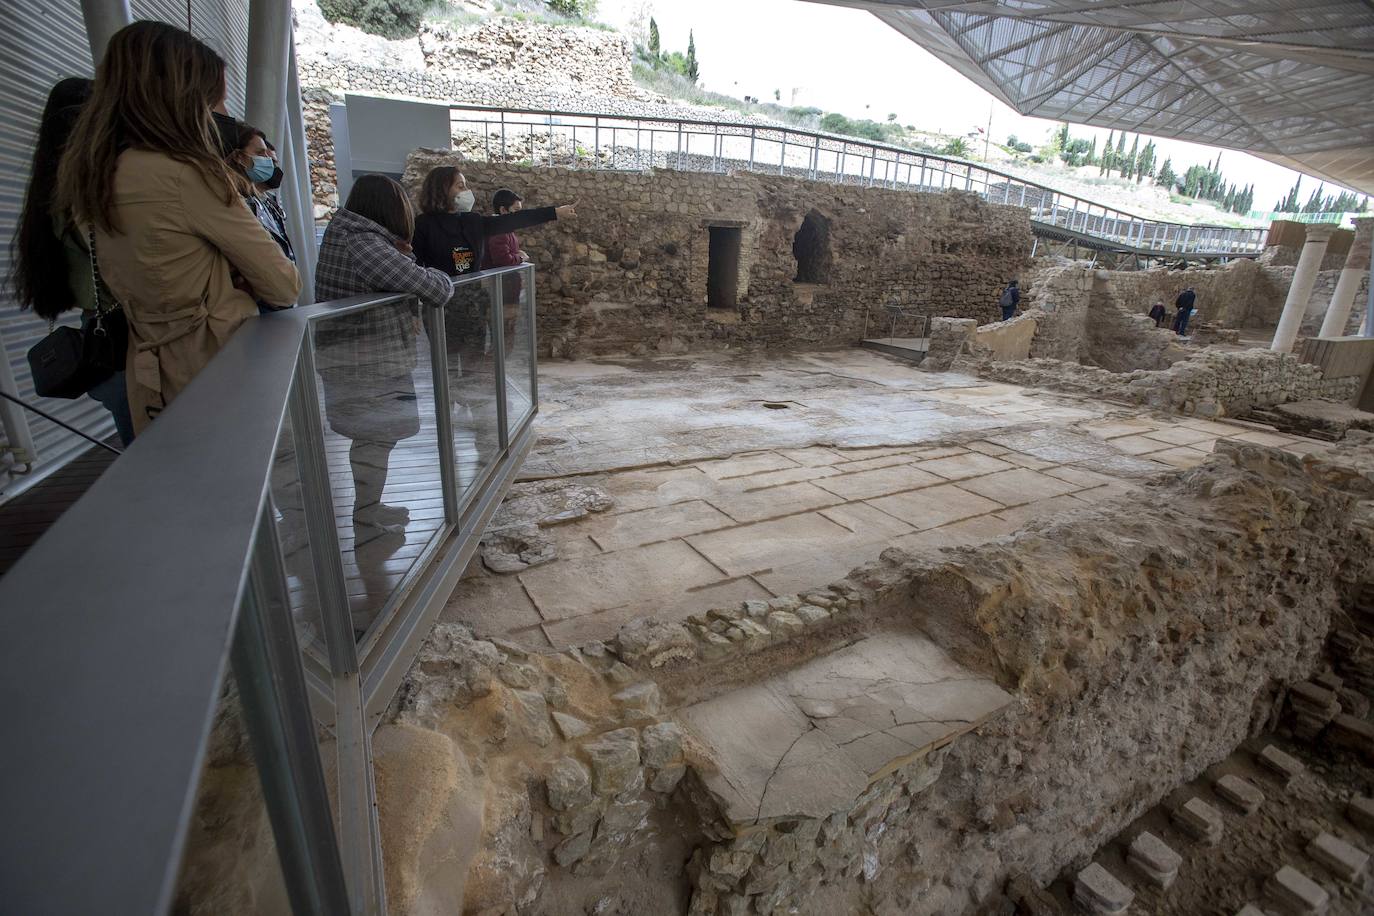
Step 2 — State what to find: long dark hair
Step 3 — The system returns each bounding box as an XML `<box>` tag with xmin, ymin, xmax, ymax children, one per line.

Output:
<box><xmin>57</xmin><ymin>21</ymin><xmax>232</xmax><ymax>233</ymax></box>
<box><xmin>347</xmin><ymin>175</ymin><xmax>415</xmax><ymax>241</ymax></box>
<box><xmin>10</xmin><ymin>78</ymin><xmax>93</xmax><ymax>320</ymax></box>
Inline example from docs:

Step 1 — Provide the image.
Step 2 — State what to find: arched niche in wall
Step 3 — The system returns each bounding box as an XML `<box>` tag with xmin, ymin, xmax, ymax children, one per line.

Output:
<box><xmin>793</xmin><ymin>209</ymin><xmax>832</xmax><ymax>284</ymax></box>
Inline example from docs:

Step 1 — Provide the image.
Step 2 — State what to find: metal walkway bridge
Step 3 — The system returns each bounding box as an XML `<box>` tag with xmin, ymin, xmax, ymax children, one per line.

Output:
<box><xmin>442</xmin><ymin>104</ymin><xmax>1267</xmax><ymax>260</ymax></box>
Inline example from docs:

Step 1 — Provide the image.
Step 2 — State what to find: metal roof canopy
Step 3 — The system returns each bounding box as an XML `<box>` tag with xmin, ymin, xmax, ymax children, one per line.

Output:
<box><xmin>805</xmin><ymin>1</ymin><xmax>1374</xmax><ymax>195</ymax></box>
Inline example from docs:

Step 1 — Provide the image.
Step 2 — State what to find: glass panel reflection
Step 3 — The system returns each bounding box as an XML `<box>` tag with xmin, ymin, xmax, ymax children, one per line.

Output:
<box><xmin>269</xmin><ymin>402</ymin><xmax>327</xmax><ymax>661</ymax></box>
<box><xmin>502</xmin><ymin>266</ymin><xmax>535</xmax><ymax>433</ymax></box>
<box><xmin>443</xmin><ymin>277</ymin><xmax>503</xmax><ymax>507</ymax></box>
<box><xmin>311</xmin><ymin>299</ymin><xmax>447</xmax><ymax>637</ymax></box>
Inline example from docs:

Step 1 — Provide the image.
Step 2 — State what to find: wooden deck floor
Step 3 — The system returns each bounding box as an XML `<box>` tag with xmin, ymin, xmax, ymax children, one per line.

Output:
<box><xmin>0</xmin><ymin>441</ymin><xmax>120</xmax><ymax>577</ymax></box>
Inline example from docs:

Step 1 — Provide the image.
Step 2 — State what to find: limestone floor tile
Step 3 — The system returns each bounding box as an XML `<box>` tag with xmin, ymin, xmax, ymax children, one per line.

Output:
<box><xmin>734</xmin><ymin>464</ymin><xmax>842</xmax><ymax>490</ymax></box>
<box><xmin>707</xmin><ymin>481</ymin><xmax>844</xmax><ymax>524</ymax></box>
<box><xmin>1109</xmin><ymin>434</ymin><xmax>1171</xmax><ymax>455</ymax></box>
<box><xmin>956</xmin><ymin>468</ymin><xmax>1080</xmax><ymax>507</ymax></box>
<box><xmin>697</xmin><ymin>451</ymin><xmax>800</xmax><ymax>480</ymax></box>
<box><xmin>867</xmin><ymin>484</ymin><xmax>1005</xmax><ymax>530</ymax></box>
<box><xmin>999</xmin><ymin>452</ymin><xmax>1057</xmax><ymax>470</ymax></box>
<box><xmin>753</xmin><ymin>541</ymin><xmax>893</xmax><ymax>596</ymax></box>
<box><xmin>1148</xmin><ymin>446</ymin><xmax>1211</xmax><ymax>469</ymax></box>
<box><xmin>814</xmin><ymin>463</ymin><xmax>944</xmax><ymax>501</ymax></box>
<box><xmin>688</xmin><ymin>511</ymin><xmax>857</xmax><ymax>579</ymax></box>
<box><xmin>890</xmin><ymin>514</ymin><xmax>1020</xmax><ymax>552</ymax></box>
<box><xmin>830</xmin><ymin>452</ymin><xmax>923</xmax><ymax>473</ymax></box>
<box><xmin>1072</xmin><ymin>453</ymin><xmax>1173</xmax><ymax>478</ymax></box>
<box><xmin>582</xmin><ymin>499</ymin><xmax>736</xmax><ymax>552</ymax></box>
<box><xmin>1177</xmin><ymin>417</ymin><xmax>1252</xmax><ymax>437</ymax></box>
<box><xmin>820</xmin><ymin>501</ymin><xmax>917</xmax><ymax>539</ymax></box>
<box><xmin>540</xmin><ymin>576</ymin><xmax>771</xmax><ymax>648</ymax></box>
<box><xmin>600</xmin><ymin>466</ymin><xmax>716</xmax><ymax>513</ymax></box>
<box><xmin>441</xmin><ymin>571</ymin><xmax>544</xmax><ymax>634</ymax></box>
<box><xmin>1082</xmin><ymin>419</ymin><xmax>1161</xmax><ymax>439</ymax></box>
<box><xmin>1283</xmin><ymin>440</ymin><xmax>1334</xmax><ymax>456</ymax></box>
<box><xmin>987</xmin><ymin>428</ymin><xmax>1119</xmax><ymax>463</ymax></box>
<box><xmin>502</xmin><ymin>623</ymin><xmax>555</xmax><ymax>652</ymax></box>
<box><xmin>965</xmin><ymin>440</ymin><xmax>1010</xmax><ymax>456</ymax></box>
<box><xmin>1232</xmin><ymin>430</ymin><xmax>1297</xmax><ymax>447</ymax></box>
<box><xmin>1042</xmin><ymin>465</ymin><xmax>1128</xmax><ymax>488</ymax></box>
<box><xmin>994</xmin><ymin>493</ymin><xmax>1091</xmax><ymax>528</ymax></box>
<box><xmin>776</xmin><ymin>446</ymin><xmax>846</xmax><ymax>467</ymax></box>
<box><xmin>1140</xmin><ymin>425</ymin><xmax>1218</xmax><ymax>447</ymax></box>
<box><xmin>676</xmin><ymin>632</ymin><xmax>1013</xmax><ymax>826</ymax></box>
<box><xmin>520</xmin><ymin>539</ymin><xmax>727</xmax><ymax>621</ymax></box>
<box><xmin>917</xmin><ymin>452</ymin><xmax>1017</xmax><ymax>480</ymax></box>
<box><xmin>907</xmin><ymin>445</ymin><xmax>969</xmax><ymax>460</ymax></box>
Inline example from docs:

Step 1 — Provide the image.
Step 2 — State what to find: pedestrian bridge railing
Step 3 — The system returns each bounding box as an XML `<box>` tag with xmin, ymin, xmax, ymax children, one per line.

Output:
<box><xmin>448</xmin><ymin>104</ymin><xmax>1267</xmax><ymax>258</ymax></box>
<box><xmin>0</xmin><ymin>263</ymin><xmax>539</xmax><ymax>915</ymax></box>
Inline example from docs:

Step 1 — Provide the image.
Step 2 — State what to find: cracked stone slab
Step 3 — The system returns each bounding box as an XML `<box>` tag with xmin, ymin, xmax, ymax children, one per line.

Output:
<box><xmin>675</xmin><ymin>631</ymin><xmax>1012</xmax><ymax>827</ymax></box>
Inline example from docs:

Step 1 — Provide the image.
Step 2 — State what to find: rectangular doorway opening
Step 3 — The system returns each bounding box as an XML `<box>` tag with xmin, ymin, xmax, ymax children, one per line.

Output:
<box><xmin>707</xmin><ymin>226</ymin><xmax>742</xmax><ymax>310</ymax></box>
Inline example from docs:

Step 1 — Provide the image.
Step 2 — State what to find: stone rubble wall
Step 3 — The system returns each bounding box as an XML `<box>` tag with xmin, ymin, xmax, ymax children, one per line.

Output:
<box><xmin>970</xmin><ymin>310</ymin><xmax>1039</xmax><ymax>362</ymax></box>
<box><xmin>1023</xmin><ymin>265</ymin><xmax>1094</xmax><ymax>362</ymax></box>
<box><xmin>921</xmin><ymin>318</ymin><xmax>976</xmax><ymax>371</ymax></box>
<box><xmin>979</xmin><ymin>348</ymin><xmax>1361</xmax><ymax>417</ymax></box>
<box><xmin>1084</xmin><ymin>271</ymin><xmax>1186</xmax><ymax>372</ymax></box>
<box><xmin>401</xmin><ymin>150</ymin><xmax>1034</xmax><ymax>356</ymax></box>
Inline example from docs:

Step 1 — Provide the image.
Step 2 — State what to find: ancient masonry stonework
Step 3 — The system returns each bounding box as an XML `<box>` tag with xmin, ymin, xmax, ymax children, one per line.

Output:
<box><xmin>174</xmin><ymin>437</ymin><xmax>1374</xmax><ymax>915</ymax></box>
<box><xmin>402</xmin><ymin>150</ymin><xmax>1034</xmax><ymax>356</ymax></box>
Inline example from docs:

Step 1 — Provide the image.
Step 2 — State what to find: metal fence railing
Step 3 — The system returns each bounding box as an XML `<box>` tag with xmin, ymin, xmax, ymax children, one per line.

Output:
<box><xmin>0</xmin><ymin>263</ymin><xmax>539</xmax><ymax>915</ymax></box>
<box><xmin>448</xmin><ymin>105</ymin><xmax>1268</xmax><ymax>257</ymax></box>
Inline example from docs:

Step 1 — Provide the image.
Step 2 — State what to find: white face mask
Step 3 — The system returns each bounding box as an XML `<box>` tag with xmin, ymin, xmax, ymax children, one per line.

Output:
<box><xmin>453</xmin><ymin>189</ymin><xmax>475</xmax><ymax>213</ymax></box>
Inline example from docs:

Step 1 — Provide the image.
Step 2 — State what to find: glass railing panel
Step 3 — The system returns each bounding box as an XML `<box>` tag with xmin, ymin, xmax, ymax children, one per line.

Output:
<box><xmin>443</xmin><ymin>276</ymin><xmax>504</xmax><ymax>512</ymax></box>
<box><xmin>503</xmin><ymin>265</ymin><xmax>536</xmax><ymax>435</ymax></box>
<box><xmin>269</xmin><ymin>391</ymin><xmax>328</xmax><ymax>663</ymax></box>
<box><xmin>308</xmin><ymin>299</ymin><xmax>448</xmax><ymax>637</ymax></box>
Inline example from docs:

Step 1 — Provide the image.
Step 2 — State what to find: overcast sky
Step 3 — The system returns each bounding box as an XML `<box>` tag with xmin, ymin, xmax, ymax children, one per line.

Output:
<box><xmin>599</xmin><ymin>0</ymin><xmax>1359</xmax><ymax>212</ymax></box>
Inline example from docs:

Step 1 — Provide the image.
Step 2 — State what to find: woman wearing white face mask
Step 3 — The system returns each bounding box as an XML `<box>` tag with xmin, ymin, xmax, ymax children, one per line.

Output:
<box><xmin>411</xmin><ymin>166</ymin><xmax>574</xmax><ymax>278</ymax></box>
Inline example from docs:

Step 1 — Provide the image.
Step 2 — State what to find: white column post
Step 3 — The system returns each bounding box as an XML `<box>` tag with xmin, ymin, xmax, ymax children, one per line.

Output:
<box><xmin>245</xmin><ymin>0</ymin><xmax>293</xmax><ymax>143</ymax></box>
<box><xmin>1271</xmin><ymin>222</ymin><xmax>1337</xmax><ymax>353</ymax></box>
<box><xmin>1319</xmin><ymin>217</ymin><xmax>1372</xmax><ymax>338</ymax></box>
<box><xmin>80</xmin><ymin>0</ymin><xmax>131</xmax><ymax>65</ymax></box>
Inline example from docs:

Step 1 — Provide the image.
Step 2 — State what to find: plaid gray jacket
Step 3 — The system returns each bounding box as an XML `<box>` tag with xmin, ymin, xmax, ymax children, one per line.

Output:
<box><xmin>313</xmin><ymin>208</ymin><xmax>453</xmax><ymax>376</ymax></box>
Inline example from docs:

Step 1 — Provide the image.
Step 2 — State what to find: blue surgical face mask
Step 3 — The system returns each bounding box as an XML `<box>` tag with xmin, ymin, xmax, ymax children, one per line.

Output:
<box><xmin>246</xmin><ymin>155</ymin><xmax>275</xmax><ymax>184</ymax></box>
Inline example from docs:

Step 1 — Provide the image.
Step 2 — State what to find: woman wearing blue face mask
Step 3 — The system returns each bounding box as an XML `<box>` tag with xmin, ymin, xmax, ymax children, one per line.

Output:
<box><xmin>228</xmin><ymin>123</ymin><xmax>296</xmax><ymax>311</ymax></box>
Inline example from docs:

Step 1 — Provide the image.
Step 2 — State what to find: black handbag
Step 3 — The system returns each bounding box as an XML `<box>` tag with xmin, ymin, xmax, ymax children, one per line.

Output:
<box><xmin>26</xmin><ymin>229</ymin><xmax>128</xmax><ymax>399</ymax></box>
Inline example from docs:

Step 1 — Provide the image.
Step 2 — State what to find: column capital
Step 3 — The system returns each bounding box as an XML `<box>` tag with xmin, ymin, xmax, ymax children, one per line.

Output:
<box><xmin>1303</xmin><ymin>222</ymin><xmax>1339</xmax><ymax>243</ymax></box>
<box><xmin>1349</xmin><ymin>217</ymin><xmax>1373</xmax><ymax>264</ymax></box>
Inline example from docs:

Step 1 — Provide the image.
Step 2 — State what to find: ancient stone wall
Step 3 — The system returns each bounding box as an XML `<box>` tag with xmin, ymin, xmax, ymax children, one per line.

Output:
<box><xmin>401</xmin><ymin>150</ymin><xmax>1034</xmax><ymax>355</ymax></box>
<box><xmin>1084</xmin><ymin>271</ymin><xmax>1185</xmax><ymax>372</ymax></box>
<box><xmin>1023</xmin><ymin>265</ymin><xmax>1093</xmax><ymax>362</ymax></box>
<box><xmin>980</xmin><ymin>349</ymin><xmax>1361</xmax><ymax>417</ymax></box>
<box><xmin>971</xmin><ymin>311</ymin><xmax>1038</xmax><ymax>361</ymax></box>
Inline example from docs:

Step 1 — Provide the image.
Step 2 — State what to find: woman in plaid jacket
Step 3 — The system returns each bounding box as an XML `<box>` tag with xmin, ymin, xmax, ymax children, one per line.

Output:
<box><xmin>314</xmin><ymin>175</ymin><xmax>453</xmax><ymax>539</ymax></box>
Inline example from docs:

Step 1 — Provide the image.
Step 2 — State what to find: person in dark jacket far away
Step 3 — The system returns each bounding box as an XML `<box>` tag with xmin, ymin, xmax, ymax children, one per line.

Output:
<box><xmin>1173</xmin><ymin>287</ymin><xmax>1196</xmax><ymax>335</ymax></box>
<box><xmin>998</xmin><ymin>279</ymin><xmax>1021</xmax><ymax>322</ymax></box>
<box><xmin>1148</xmin><ymin>301</ymin><xmax>1167</xmax><ymax>328</ymax></box>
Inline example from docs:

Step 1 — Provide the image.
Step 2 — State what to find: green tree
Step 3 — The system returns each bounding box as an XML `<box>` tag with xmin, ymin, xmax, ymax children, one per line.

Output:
<box><xmin>773</xmin><ymin>88</ymin><xmax>781</xmax><ymax>101</ymax></box>
<box><xmin>318</xmin><ymin>0</ymin><xmax>429</xmax><ymax>38</ymax></box>
<box><xmin>1125</xmin><ymin>135</ymin><xmax>1139</xmax><ymax>179</ymax></box>
<box><xmin>1088</xmin><ymin>136</ymin><xmax>1097</xmax><ymax>166</ymax></box>
<box><xmin>1155</xmin><ymin>157</ymin><xmax>1175</xmax><ymax>189</ymax></box>
<box><xmin>686</xmin><ymin>29</ymin><xmax>699</xmax><ymax>82</ymax></box>
<box><xmin>648</xmin><ymin>16</ymin><xmax>660</xmax><ymax>56</ymax></box>
<box><xmin>1114</xmin><ymin>132</ymin><xmax>1127</xmax><ymax>177</ymax></box>
<box><xmin>1099</xmin><ymin>130</ymin><xmax>1113</xmax><ymax>174</ymax></box>
<box><xmin>548</xmin><ymin>0</ymin><xmax>598</xmax><ymax>16</ymax></box>
<box><xmin>942</xmin><ymin>137</ymin><xmax>971</xmax><ymax>157</ymax></box>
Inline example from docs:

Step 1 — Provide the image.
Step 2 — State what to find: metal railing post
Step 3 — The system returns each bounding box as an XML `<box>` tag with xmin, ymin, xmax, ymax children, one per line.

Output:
<box><xmin>426</xmin><ymin>302</ymin><xmax>461</xmax><ymax>525</ymax></box>
<box><xmin>500</xmin><ymin>111</ymin><xmax>506</xmax><ymax>161</ymax></box>
<box><xmin>868</xmin><ymin>147</ymin><xmax>876</xmax><ymax>187</ymax></box>
<box><xmin>779</xmin><ymin>129</ymin><xmax>788</xmax><ymax>175</ymax></box>
<box><xmin>491</xmin><ymin>280</ymin><xmax>509</xmax><ymax>451</ymax></box>
<box><xmin>676</xmin><ymin>121</ymin><xmax>682</xmax><ymax>170</ymax></box>
<box><xmin>748</xmin><ymin>127</ymin><xmax>756</xmax><ymax>172</ymax></box>
<box><xmin>811</xmin><ymin>134</ymin><xmax>820</xmax><ymax>180</ymax></box>
<box><xmin>527</xmin><ymin>264</ymin><xmax>539</xmax><ymax>404</ymax></box>
<box><xmin>594</xmin><ymin>118</ymin><xmax>600</xmax><ymax>167</ymax></box>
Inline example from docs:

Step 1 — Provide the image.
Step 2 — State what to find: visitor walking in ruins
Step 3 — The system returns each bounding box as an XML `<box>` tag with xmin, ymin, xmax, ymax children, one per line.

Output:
<box><xmin>1173</xmin><ymin>287</ymin><xmax>1196</xmax><ymax>335</ymax></box>
<box><xmin>998</xmin><ymin>279</ymin><xmax>1021</xmax><ymax>322</ymax></box>
<box><xmin>56</xmin><ymin>21</ymin><xmax>300</xmax><ymax>434</ymax></box>
<box><xmin>1149</xmin><ymin>301</ymin><xmax>1167</xmax><ymax>328</ymax></box>
<box><xmin>314</xmin><ymin>174</ymin><xmax>453</xmax><ymax>540</ymax></box>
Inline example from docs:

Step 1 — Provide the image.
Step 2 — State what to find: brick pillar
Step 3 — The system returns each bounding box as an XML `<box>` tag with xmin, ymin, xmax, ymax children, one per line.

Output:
<box><xmin>1318</xmin><ymin>217</ymin><xmax>1373</xmax><ymax>338</ymax></box>
<box><xmin>1271</xmin><ymin>222</ymin><xmax>1337</xmax><ymax>353</ymax></box>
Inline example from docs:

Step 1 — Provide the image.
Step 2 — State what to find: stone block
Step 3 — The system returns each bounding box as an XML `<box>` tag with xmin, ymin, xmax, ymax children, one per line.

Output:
<box><xmin>1234</xmin><ymin>906</ymin><xmax>1268</xmax><ymax>916</ymax></box>
<box><xmin>1215</xmin><ymin>774</ymin><xmax>1265</xmax><ymax>814</ymax></box>
<box><xmin>1173</xmin><ymin>797</ymin><xmax>1225</xmax><ymax>845</ymax></box>
<box><xmin>582</xmin><ymin>727</ymin><xmax>641</xmax><ymax>796</ymax></box>
<box><xmin>1265</xmin><ymin>865</ymin><xmax>1329</xmax><ymax>914</ymax></box>
<box><xmin>1348</xmin><ymin>796</ymin><xmax>1374</xmax><ymax>833</ymax></box>
<box><xmin>546</xmin><ymin>756</ymin><xmax>593</xmax><ymax>811</ymax></box>
<box><xmin>551</xmin><ymin>711</ymin><xmax>591</xmax><ymax>740</ymax></box>
<box><xmin>1073</xmin><ymin>862</ymin><xmax>1133</xmax><ymax>915</ymax></box>
<box><xmin>640</xmin><ymin>722</ymin><xmax>684</xmax><ymax>769</ymax></box>
<box><xmin>1326</xmin><ymin>713</ymin><xmax>1374</xmax><ymax>760</ymax></box>
<box><xmin>1307</xmin><ymin>832</ymin><xmax>1369</xmax><ymax>882</ymax></box>
<box><xmin>795</xmin><ymin>603</ymin><xmax>831</xmax><ymax>625</ymax></box>
<box><xmin>612</xmin><ymin>682</ymin><xmax>663</xmax><ymax>719</ymax></box>
<box><xmin>614</xmin><ymin>619</ymin><xmax>696</xmax><ymax>668</ymax></box>
<box><xmin>1257</xmin><ymin>745</ymin><xmax>1305</xmax><ymax>785</ymax></box>
<box><xmin>766</xmin><ymin>610</ymin><xmax>805</xmax><ymax>638</ymax></box>
<box><xmin>650</xmin><ymin>763</ymin><xmax>685</xmax><ymax>794</ymax></box>
<box><xmin>1005</xmin><ymin>872</ymin><xmax>1063</xmax><ymax>915</ymax></box>
<box><xmin>1127</xmin><ymin>831</ymin><xmax>1182</xmax><ymax>889</ymax></box>
<box><xmin>553</xmin><ymin>830</ymin><xmax>593</xmax><ymax>867</ymax></box>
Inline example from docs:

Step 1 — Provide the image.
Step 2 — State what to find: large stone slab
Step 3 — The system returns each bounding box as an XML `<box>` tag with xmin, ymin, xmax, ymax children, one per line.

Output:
<box><xmin>707</xmin><ymin>481</ymin><xmax>844</xmax><ymax>524</ymax></box>
<box><xmin>916</xmin><ymin>452</ymin><xmax>1016</xmax><ymax>480</ymax></box>
<box><xmin>867</xmin><ymin>483</ymin><xmax>1004</xmax><ymax>530</ymax></box>
<box><xmin>687</xmin><ymin>511</ymin><xmax>855</xmax><ymax>578</ymax></box>
<box><xmin>519</xmin><ymin>539</ymin><xmax>725</xmax><ymax>621</ymax></box>
<box><xmin>580</xmin><ymin>499</ymin><xmax>734</xmax><ymax>552</ymax></box>
<box><xmin>813</xmin><ymin>463</ymin><xmax>943</xmax><ymax>501</ymax></box>
<box><xmin>676</xmin><ymin>631</ymin><xmax>1012</xmax><ymax>826</ymax></box>
<box><xmin>955</xmin><ymin>469</ymin><xmax>1081</xmax><ymax>507</ymax></box>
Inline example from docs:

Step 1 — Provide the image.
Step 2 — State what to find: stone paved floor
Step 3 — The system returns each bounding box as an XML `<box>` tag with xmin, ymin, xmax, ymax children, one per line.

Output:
<box><xmin>442</xmin><ymin>349</ymin><xmax>1330</xmax><ymax>651</ymax></box>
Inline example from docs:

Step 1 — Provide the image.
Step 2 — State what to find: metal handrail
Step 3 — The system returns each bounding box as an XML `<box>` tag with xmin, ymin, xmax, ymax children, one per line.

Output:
<box><xmin>0</xmin><ymin>262</ymin><xmax>540</xmax><ymax>915</ymax></box>
<box><xmin>445</xmin><ymin>102</ymin><xmax>1267</xmax><ymax>257</ymax></box>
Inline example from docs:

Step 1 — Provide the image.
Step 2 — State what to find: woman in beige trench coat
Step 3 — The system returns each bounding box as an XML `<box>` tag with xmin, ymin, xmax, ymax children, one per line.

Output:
<box><xmin>57</xmin><ymin>21</ymin><xmax>299</xmax><ymax>433</ymax></box>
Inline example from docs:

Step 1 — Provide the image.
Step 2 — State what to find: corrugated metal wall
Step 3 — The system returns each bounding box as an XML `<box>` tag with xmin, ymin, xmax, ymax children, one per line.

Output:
<box><xmin>0</xmin><ymin>0</ymin><xmax>251</xmax><ymax>500</ymax></box>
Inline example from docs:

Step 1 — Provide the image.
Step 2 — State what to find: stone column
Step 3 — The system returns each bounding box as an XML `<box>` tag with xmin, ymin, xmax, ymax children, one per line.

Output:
<box><xmin>1318</xmin><ymin>218</ymin><xmax>1373</xmax><ymax>337</ymax></box>
<box><xmin>1271</xmin><ymin>222</ymin><xmax>1337</xmax><ymax>353</ymax></box>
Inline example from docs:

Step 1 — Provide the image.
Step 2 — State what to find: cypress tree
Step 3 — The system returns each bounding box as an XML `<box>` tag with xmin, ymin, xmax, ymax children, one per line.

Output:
<box><xmin>686</xmin><ymin>30</ymin><xmax>699</xmax><ymax>82</ymax></box>
<box><xmin>648</xmin><ymin>17</ymin><xmax>660</xmax><ymax>57</ymax></box>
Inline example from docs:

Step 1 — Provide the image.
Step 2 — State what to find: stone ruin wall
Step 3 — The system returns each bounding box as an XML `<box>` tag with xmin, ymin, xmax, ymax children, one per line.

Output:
<box><xmin>401</xmin><ymin>150</ymin><xmax>1035</xmax><ymax>356</ymax></box>
<box><xmin>173</xmin><ymin>439</ymin><xmax>1374</xmax><ymax>915</ymax></box>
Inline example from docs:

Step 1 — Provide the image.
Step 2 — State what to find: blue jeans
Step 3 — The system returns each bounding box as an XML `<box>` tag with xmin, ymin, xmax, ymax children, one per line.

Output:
<box><xmin>1174</xmin><ymin>309</ymin><xmax>1192</xmax><ymax>336</ymax></box>
<box><xmin>87</xmin><ymin>370</ymin><xmax>134</xmax><ymax>447</ymax></box>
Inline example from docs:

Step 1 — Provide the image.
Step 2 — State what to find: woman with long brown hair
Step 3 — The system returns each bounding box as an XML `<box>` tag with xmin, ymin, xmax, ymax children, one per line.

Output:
<box><xmin>57</xmin><ymin>21</ymin><xmax>299</xmax><ymax>432</ymax></box>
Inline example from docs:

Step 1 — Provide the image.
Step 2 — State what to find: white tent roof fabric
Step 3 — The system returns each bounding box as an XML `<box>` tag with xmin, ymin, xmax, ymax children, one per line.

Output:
<box><xmin>808</xmin><ymin>1</ymin><xmax>1374</xmax><ymax>194</ymax></box>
